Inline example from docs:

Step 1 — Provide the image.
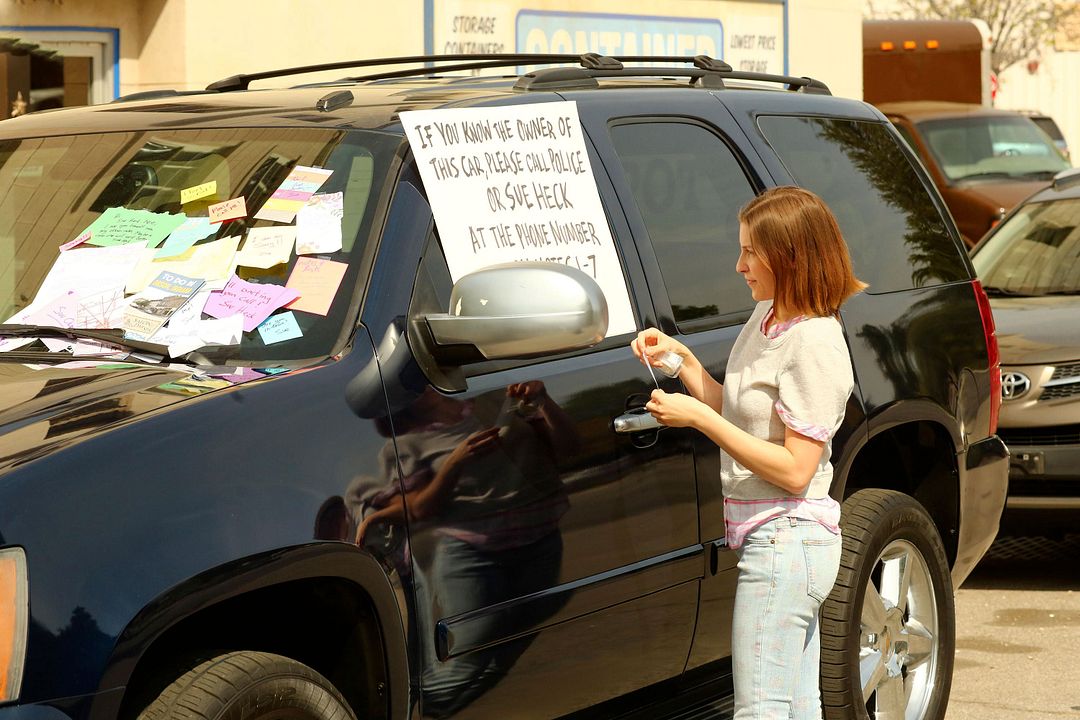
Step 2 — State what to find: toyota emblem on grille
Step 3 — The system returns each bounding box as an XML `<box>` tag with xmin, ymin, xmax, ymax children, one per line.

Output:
<box><xmin>1001</xmin><ymin>371</ymin><xmax>1031</xmax><ymax>400</ymax></box>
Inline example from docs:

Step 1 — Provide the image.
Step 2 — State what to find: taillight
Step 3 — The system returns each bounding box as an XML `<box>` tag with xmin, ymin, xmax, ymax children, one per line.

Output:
<box><xmin>973</xmin><ymin>280</ymin><xmax>1001</xmax><ymax>435</ymax></box>
<box><xmin>0</xmin><ymin>548</ymin><xmax>28</xmax><ymax>704</ymax></box>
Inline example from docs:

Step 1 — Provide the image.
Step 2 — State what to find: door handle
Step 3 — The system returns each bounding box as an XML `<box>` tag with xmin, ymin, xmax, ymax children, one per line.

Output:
<box><xmin>613</xmin><ymin>409</ymin><xmax>663</xmax><ymax>434</ymax></box>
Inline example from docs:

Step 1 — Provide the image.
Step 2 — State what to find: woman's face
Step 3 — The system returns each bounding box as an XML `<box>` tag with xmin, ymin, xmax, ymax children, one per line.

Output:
<box><xmin>736</xmin><ymin>223</ymin><xmax>775</xmax><ymax>302</ymax></box>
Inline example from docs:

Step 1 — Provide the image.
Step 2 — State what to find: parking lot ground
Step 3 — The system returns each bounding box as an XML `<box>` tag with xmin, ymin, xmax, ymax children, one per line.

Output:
<box><xmin>946</xmin><ymin>534</ymin><xmax>1080</xmax><ymax>720</ymax></box>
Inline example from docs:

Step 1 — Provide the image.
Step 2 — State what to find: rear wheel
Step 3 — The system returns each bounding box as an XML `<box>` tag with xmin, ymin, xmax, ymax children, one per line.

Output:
<box><xmin>137</xmin><ymin>650</ymin><xmax>356</xmax><ymax>720</ymax></box>
<box><xmin>821</xmin><ymin>489</ymin><xmax>955</xmax><ymax>720</ymax></box>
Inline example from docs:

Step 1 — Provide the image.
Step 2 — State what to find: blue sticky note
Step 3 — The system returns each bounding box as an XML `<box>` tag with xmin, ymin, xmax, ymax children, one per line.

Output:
<box><xmin>156</xmin><ymin>217</ymin><xmax>216</xmax><ymax>258</ymax></box>
<box><xmin>257</xmin><ymin>311</ymin><xmax>303</xmax><ymax>345</ymax></box>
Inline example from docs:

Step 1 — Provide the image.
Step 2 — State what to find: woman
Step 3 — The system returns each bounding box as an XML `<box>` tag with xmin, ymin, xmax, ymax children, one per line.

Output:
<box><xmin>633</xmin><ymin>186</ymin><xmax>866</xmax><ymax>719</ymax></box>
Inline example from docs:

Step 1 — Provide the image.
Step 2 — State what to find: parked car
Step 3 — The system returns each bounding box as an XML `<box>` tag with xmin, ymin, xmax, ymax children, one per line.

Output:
<box><xmin>970</xmin><ymin>167</ymin><xmax>1080</xmax><ymax>533</ymax></box>
<box><xmin>1021</xmin><ymin>110</ymin><xmax>1070</xmax><ymax>160</ymax></box>
<box><xmin>880</xmin><ymin>101</ymin><xmax>1071</xmax><ymax>246</ymax></box>
<box><xmin>0</xmin><ymin>54</ymin><xmax>1008</xmax><ymax>720</ymax></box>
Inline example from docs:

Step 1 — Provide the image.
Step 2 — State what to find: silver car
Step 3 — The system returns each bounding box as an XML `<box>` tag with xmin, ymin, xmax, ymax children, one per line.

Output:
<box><xmin>971</xmin><ymin>167</ymin><xmax>1080</xmax><ymax>529</ymax></box>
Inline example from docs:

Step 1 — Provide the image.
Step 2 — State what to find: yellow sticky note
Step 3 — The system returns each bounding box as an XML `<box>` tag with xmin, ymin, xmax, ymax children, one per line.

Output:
<box><xmin>208</xmin><ymin>197</ymin><xmax>247</xmax><ymax>224</ymax></box>
<box><xmin>126</xmin><ymin>236</ymin><xmax>241</xmax><ymax>293</ymax></box>
<box><xmin>285</xmin><ymin>257</ymin><xmax>348</xmax><ymax>316</ymax></box>
<box><xmin>180</xmin><ymin>181</ymin><xmax>218</xmax><ymax>205</ymax></box>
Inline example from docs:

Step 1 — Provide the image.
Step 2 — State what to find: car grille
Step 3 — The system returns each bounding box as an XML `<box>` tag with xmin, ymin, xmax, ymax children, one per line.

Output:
<box><xmin>1040</xmin><ymin>382</ymin><xmax>1080</xmax><ymax>400</ymax></box>
<box><xmin>1050</xmin><ymin>362</ymin><xmax>1080</xmax><ymax>381</ymax></box>
<box><xmin>999</xmin><ymin>424</ymin><xmax>1080</xmax><ymax>446</ymax></box>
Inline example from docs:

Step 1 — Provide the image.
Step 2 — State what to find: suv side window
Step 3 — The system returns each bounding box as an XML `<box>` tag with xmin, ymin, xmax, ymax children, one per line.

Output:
<box><xmin>609</xmin><ymin>120</ymin><xmax>758</xmax><ymax>331</ymax></box>
<box><xmin>757</xmin><ymin>116</ymin><xmax>969</xmax><ymax>292</ymax></box>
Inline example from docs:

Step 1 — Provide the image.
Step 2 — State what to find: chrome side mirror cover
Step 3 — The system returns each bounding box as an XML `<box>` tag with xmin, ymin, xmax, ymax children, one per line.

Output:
<box><xmin>423</xmin><ymin>262</ymin><xmax>609</xmax><ymax>360</ymax></box>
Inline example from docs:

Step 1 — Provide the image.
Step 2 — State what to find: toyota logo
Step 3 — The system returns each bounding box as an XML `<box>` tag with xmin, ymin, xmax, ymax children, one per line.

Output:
<box><xmin>1001</xmin><ymin>371</ymin><xmax>1031</xmax><ymax>400</ymax></box>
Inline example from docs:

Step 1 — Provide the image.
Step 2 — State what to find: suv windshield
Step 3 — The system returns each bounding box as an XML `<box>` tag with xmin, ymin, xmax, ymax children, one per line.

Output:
<box><xmin>972</xmin><ymin>197</ymin><xmax>1080</xmax><ymax>295</ymax></box>
<box><xmin>918</xmin><ymin>115</ymin><xmax>1069</xmax><ymax>182</ymax></box>
<box><xmin>0</xmin><ymin>127</ymin><xmax>401</xmax><ymax>364</ymax></box>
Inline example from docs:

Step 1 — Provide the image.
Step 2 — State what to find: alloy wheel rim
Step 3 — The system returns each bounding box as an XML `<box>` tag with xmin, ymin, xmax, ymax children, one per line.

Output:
<box><xmin>858</xmin><ymin>539</ymin><xmax>939</xmax><ymax>719</ymax></box>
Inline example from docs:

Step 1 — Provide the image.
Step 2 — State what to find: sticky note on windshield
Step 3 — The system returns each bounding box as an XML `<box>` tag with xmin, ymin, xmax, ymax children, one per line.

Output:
<box><xmin>180</xmin><ymin>181</ymin><xmax>218</xmax><ymax>205</ymax></box>
<box><xmin>84</xmin><ymin>208</ymin><xmax>188</xmax><ymax>248</ymax></box>
<box><xmin>203</xmin><ymin>275</ymin><xmax>300</xmax><ymax>332</ymax></box>
<box><xmin>284</xmin><ymin>257</ymin><xmax>348</xmax><ymax>316</ymax></box>
<box><xmin>156</xmin><ymin>217</ymin><xmax>217</xmax><ymax>259</ymax></box>
<box><xmin>296</xmin><ymin>192</ymin><xmax>343</xmax><ymax>255</ymax></box>
<box><xmin>126</xmin><ymin>236</ymin><xmax>240</xmax><ymax>293</ymax></box>
<box><xmin>254</xmin><ymin>166</ymin><xmax>333</xmax><ymax>223</ymax></box>
<box><xmin>208</xmin><ymin>197</ymin><xmax>247</xmax><ymax>224</ymax></box>
<box><xmin>258</xmin><ymin>312</ymin><xmax>303</xmax><ymax>345</ymax></box>
<box><xmin>60</xmin><ymin>230</ymin><xmax>92</xmax><ymax>252</ymax></box>
<box><xmin>236</xmin><ymin>226</ymin><xmax>295</xmax><ymax>268</ymax></box>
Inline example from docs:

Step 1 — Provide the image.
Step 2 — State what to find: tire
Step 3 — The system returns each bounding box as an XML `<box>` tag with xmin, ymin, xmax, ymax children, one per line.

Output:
<box><xmin>137</xmin><ymin>651</ymin><xmax>357</xmax><ymax>720</ymax></box>
<box><xmin>820</xmin><ymin>489</ymin><xmax>955</xmax><ymax>720</ymax></box>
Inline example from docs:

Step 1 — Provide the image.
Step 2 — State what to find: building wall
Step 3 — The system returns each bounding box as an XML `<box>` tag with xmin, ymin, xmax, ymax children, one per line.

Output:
<box><xmin>789</xmin><ymin>0</ymin><xmax>863</xmax><ymax>99</ymax></box>
<box><xmin>3</xmin><ymin>0</ymin><xmax>864</xmax><ymax>101</ymax></box>
<box><xmin>996</xmin><ymin>52</ymin><xmax>1080</xmax><ymax>161</ymax></box>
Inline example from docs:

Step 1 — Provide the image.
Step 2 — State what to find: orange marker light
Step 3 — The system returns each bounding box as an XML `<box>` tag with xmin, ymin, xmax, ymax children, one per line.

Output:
<box><xmin>926</xmin><ymin>39</ymin><xmax>940</xmax><ymax>49</ymax></box>
<box><xmin>0</xmin><ymin>549</ymin><xmax>27</xmax><ymax>704</ymax></box>
<box><xmin>880</xmin><ymin>41</ymin><xmax>895</xmax><ymax>51</ymax></box>
<box><xmin>903</xmin><ymin>40</ymin><xmax>918</xmax><ymax>50</ymax></box>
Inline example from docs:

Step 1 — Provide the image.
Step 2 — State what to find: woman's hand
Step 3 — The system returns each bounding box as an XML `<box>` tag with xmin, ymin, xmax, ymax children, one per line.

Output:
<box><xmin>507</xmin><ymin>381</ymin><xmax>547</xmax><ymax>406</ymax></box>
<box><xmin>645</xmin><ymin>389</ymin><xmax>709</xmax><ymax>429</ymax></box>
<box><xmin>631</xmin><ymin>328</ymin><xmax>691</xmax><ymax>371</ymax></box>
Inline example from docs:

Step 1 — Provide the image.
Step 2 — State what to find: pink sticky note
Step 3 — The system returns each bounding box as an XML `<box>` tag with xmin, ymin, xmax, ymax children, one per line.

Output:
<box><xmin>203</xmin><ymin>275</ymin><xmax>300</xmax><ymax>332</ymax></box>
<box><xmin>208</xmin><ymin>197</ymin><xmax>247</xmax><ymax>224</ymax></box>
<box><xmin>26</xmin><ymin>291</ymin><xmax>80</xmax><ymax>328</ymax></box>
<box><xmin>60</xmin><ymin>230</ymin><xmax>92</xmax><ymax>252</ymax></box>
<box><xmin>284</xmin><ymin>258</ymin><xmax>348</xmax><ymax>316</ymax></box>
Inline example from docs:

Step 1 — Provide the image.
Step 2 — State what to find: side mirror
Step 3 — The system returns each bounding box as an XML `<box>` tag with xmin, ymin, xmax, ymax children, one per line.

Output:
<box><xmin>423</xmin><ymin>262</ymin><xmax>609</xmax><ymax>360</ymax></box>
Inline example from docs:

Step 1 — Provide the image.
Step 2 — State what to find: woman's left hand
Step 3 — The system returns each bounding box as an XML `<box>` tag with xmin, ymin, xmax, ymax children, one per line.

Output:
<box><xmin>645</xmin><ymin>389</ymin><xmax>708</xmax><ymax>429</ymax></box>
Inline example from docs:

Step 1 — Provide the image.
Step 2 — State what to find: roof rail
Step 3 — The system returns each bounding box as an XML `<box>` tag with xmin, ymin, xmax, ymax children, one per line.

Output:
<box><xmin>206</xmin><ymin>53</ymin><xmax>830</xmax><ymax>95</ymax></box>
<box><xmin>111</xmin><ymin>89</ymin><xmax>214</xmax><ymax>103</ymax></box>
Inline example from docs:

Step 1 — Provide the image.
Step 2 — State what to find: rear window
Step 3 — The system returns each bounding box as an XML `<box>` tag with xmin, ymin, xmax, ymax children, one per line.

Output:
<box><xmin>757</xmin><ymin>116</ymin><xmax>969</xmax><ymax>292</ymax></box>
<box><xmin>0</xmin><ymin>128</ymin><xmax>400</xmax><ymax>365</ymax></box>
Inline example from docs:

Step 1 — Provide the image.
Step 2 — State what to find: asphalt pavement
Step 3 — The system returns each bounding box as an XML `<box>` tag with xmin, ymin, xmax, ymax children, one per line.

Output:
<box><xmin>946</xmin><ymin>533</ymin><xmax>1080</xmax><ymax>719</ymax></box>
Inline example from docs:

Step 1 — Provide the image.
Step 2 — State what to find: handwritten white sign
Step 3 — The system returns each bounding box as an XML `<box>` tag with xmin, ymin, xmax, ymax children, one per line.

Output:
<box><xmin>401</xmin><ymin>101</ymin><xmax>634</xmax><ymax>337</ymax></box>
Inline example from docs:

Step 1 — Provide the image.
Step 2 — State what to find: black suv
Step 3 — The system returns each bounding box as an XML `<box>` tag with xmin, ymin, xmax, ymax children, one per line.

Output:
<box><xmin>0</xmin><ymin>55</ymin><xmax>1008</xmax><ymax>720</ymax></box>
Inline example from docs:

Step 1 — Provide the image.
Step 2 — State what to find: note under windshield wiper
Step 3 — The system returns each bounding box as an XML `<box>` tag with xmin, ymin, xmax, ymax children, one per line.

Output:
<box><xmin>0</xmin><ymin>324</ymin><xmax>171</xmax><ymax>356</ymax></box>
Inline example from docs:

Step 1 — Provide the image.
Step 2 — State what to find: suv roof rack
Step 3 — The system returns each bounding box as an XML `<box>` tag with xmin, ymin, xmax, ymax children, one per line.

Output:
<box><xmin>205</xmin><ymin>53</ymin><xmax>830</xmax><ymax>96</ymax></box>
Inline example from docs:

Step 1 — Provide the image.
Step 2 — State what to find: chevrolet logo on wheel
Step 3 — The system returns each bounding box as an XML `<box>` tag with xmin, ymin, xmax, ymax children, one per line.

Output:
<box><xmin>1001</xmin><ymin>371</ymin><xmax>1031</xmax><ymax>400</ymax></box>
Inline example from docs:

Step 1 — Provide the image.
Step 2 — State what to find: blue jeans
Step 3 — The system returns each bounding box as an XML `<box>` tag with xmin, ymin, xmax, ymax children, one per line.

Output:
<box><xmin>733</xmin><ymin>517</ymin><xmax>842</xmax><ymax>719</ymax></box>
<box><xmin>418</xmin><ymin>533</ymin><xmax>565</xmax><ymax>718</ymax></box>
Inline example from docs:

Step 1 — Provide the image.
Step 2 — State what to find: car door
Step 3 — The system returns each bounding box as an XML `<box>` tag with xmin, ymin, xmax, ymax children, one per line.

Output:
<box><xmin>360</xmin><ymin>144</ymin><xmax>700</xmax><ymax>719</ymax></box>
<box><xmin>569</xmin><ymin>89</ymin><xmax>777</xmax><ymax>674</ymax></box>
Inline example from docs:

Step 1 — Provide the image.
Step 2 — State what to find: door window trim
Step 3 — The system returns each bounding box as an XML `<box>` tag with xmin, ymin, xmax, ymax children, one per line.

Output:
<box><xmin>605</xmin><ymin>115</ymin><xmax>763</xmax><ymax>333</ymax></box>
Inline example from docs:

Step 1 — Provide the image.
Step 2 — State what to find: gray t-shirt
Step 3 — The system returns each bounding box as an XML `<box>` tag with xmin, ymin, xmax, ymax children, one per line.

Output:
<box><xmin>720</xmin><ymin>301</ymin><xmax>854</xmax><ymax>500</ymax></box>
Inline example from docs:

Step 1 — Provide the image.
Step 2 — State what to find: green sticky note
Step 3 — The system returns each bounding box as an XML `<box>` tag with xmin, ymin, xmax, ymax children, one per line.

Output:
<box><xmin>84</xmin><ymin>207</ymin><xmax>188</xmax><ymax>248</ymax></box>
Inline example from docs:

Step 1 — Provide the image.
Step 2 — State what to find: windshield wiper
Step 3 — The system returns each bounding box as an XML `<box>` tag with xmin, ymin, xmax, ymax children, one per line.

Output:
<box><xmin>0</xmin><ymin>324</ymin><xmax>171</xmax><ymax>357</ymax></box>
<box><xmin>1016</xmin><ymin>170</ymin><xmax>1059</xmax><ymax>180</ymax></box>
<box><xmin>955</xmin><ymin>171</ymin><xmax>1012</xmax><ymax>181</ymax></box>
<box><xmin>981</xmin><ymin>286</ymin><xmax>1036</xmax><ymax>298</ymax></box>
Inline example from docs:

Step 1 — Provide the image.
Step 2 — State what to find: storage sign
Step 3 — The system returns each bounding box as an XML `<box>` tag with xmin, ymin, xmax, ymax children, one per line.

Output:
<box><xmin>516</xmin><ymin>10</ymin><xmax>723</xmax><ymax>61</ymax></box>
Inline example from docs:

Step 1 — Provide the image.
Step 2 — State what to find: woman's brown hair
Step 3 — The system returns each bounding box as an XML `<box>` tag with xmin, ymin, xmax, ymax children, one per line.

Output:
<box><xmin>738</xmin><ymin>186</ymin><xmax>867</xmax><ymax>317</ymax></box>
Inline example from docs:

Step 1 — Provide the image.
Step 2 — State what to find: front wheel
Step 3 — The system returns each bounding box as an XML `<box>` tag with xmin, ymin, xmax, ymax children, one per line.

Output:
<box><xmin>820</xmin><ymin>489</ymin><xmax>955</xmax><ymax>720</ymax></box>
<box><xmin>137</xmin><ymin>651</ymin><xmax>357</xmax><ymax>720</ymax></box>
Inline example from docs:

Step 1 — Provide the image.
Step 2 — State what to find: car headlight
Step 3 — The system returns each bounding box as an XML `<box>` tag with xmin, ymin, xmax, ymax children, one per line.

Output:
<box><xmin>0</xmin><ymin>548</ymin><xmax>28</xmax><ymax>704</ymax></box>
